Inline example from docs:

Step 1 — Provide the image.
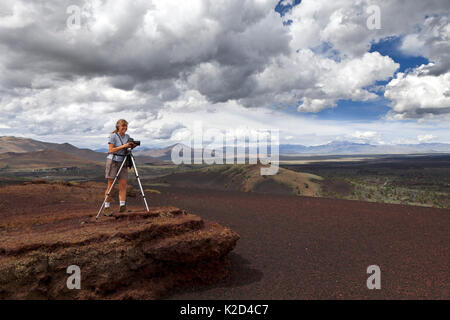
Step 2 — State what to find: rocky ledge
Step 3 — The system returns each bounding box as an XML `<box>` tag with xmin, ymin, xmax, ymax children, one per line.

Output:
<box><xmin>0</xmin><ymin>206</ymin><xmax>239</xmax><ymax>299</ymax></box>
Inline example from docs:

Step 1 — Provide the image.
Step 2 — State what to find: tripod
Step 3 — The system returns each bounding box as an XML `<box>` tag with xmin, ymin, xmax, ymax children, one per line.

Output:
<box><xmin>96</xmin><ymin>151</ymin><xmax>149</xmax><ymax>219</ymax></box>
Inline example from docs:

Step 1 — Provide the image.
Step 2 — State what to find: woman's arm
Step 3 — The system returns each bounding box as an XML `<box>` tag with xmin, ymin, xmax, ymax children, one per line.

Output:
<box><xmin>108</xmin><ymin>142</ymin><xmax>132</xmax><ymax>154</ymax></box>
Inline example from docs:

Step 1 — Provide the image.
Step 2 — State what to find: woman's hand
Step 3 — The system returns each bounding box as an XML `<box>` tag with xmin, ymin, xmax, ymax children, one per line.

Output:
<box><xmin>123</xmin><ymin>142</ymin><xmax>134</xmax><ymax>149</ymax></box>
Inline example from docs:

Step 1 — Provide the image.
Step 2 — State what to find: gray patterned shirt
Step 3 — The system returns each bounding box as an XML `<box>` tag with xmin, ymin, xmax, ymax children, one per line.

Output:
<box><xmin>107</xmin><ymin>133</ymin><xmax>129</xmax><ymax>162</ymax></box>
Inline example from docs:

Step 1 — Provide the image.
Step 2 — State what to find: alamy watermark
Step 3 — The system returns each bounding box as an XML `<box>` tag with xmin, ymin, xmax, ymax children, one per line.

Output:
<box><xmin>366</xmin><ymin>5</ymin><xmax>381</xmax><ymax>30</ymax></box>
<box><xmin>66</xmin><ymin>4</ymin><xmax>94</xmax><ymax>30</ymax></box>
<box><xmin>366</xmin><ymin>265</ymin><xmax>381</xmax><ymax>290</ymax></box>
<box><xmin>170</xmin><ymin>122</ymin><xmax>279</xmax><ymax>176</ymax></box>
<box><xmin>66</xmin><ymin>5</ymin><xmax>82</xmax><ymax>30</ymax></box>
<box><xmin>66</xmin><ymin>3</ymin><xmax>382</xmax><ymax>31</ymax></box>
<box><xmin>66</xmin><ymin>265</ymin><xmax>81</xmax><ymax>290</ymax></box>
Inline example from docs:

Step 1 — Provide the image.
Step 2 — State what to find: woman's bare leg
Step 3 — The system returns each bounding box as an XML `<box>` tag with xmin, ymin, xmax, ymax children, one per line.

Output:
<box><xmin>119</xmin><ymin>179</ymin><xmax>127</xmax><ymax>203</ymax></box>
<box><xmin>105</xmin><ymin>179</ymin><xmax>114</xmax><ymax>202</ymax></box>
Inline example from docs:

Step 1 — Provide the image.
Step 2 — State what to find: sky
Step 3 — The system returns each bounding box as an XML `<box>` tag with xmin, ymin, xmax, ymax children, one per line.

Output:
<box><xmin>0</xmin><ymin>0</ymin><xmax>449</xmax><ymax>149</ymax></box>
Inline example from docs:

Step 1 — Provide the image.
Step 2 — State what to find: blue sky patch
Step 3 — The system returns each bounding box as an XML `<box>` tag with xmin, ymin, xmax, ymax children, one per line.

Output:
<box><xmin>275</xmin><ymin>0</ymin><xmax>302</xmax><ymax>16</ymax></box>
<box><xmin>305</xmin><ymin>99</ymin><xmax>392</xmax><ymax>121</ymax></box>
<box><xmin>276</xmin><ymin>97</ymin><xmax>391</xmax><ymax>122</ymax></box>
<box><xmin>370</xmin><ymin>36</ymin><xmax>429</xmax><ymax>73</ymax></box>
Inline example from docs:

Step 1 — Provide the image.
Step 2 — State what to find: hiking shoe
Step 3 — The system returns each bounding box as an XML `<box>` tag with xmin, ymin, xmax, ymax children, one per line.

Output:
<box><xmin>103</xmin><ymin>207</ymin><xmax>114</xmax><ymax>217</ymax></box>
<box><xmin>119</xmin><ymin>205</ymin><xmax>127</xmax><ymax>213</ymax></box>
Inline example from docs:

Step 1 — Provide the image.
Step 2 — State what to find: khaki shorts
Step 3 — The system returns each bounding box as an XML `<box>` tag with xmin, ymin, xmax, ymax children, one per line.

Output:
<box><xmin>105</xmin><ymin>158</ymin><xmax>129</xmax><ymax>180</ymax></box>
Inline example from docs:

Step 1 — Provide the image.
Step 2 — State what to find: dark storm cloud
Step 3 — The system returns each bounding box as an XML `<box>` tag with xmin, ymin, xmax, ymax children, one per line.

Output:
<box><xmin>0</xmin><ymin>0</ymin><xmax>289</xmax><ymax>95</ymax></box>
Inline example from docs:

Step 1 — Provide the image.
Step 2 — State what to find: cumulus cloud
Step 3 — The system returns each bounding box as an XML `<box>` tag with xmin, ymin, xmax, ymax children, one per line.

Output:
<box><xmin>400</xmin><ymin>34</ymin><xmax>425</xmax><ymax>57</ymax></box>
<box><xmin>285</xmin><ymin>0</ymin><xmax>448</xmax><ymax>58</ymax></box>
<box><xmin>0</xmin><ymin>77</ymin><xmax>160</xmax><ymax>135</ymax></box>
<box><xmin>385</xmin><ymin>65</ymin><xmax>450</xmax><ymax>119</ymax></box>
<box><xmin>151</xmin><ymin>122</ymin><xmax>186</xmax><ymax>140</ymax></box>
<box><xmin>385</xmin><ymin>14</ymin><xmax>450</xmax><ymax>119</ymax></box>
<box><xmin>285</xmin><ymin>0</ymin><xmax>450</xmax><ymax>116</ymax></box>
<box><xmin>337</xmin><ymin>130</ymin><xmax>385</xmax><ymax>145</ymax></box>
<box><xmin>399</xmin><ymin>15</ymin><xmax>450</xmax><ymax>75</ymax></box>
<box><xmin>0</xmin><ymin>0</ymin><xmax>290</xmax><ymax>137</ymax></box>
<box><xmin>241</xmin><ymin>49</ymin><xmax>398</xmax><ymax>112</ymax></box>
<box><xmin>0</xmin><ymin>0</ymin><xmax>449</xmax><ymax>144</ymax></box>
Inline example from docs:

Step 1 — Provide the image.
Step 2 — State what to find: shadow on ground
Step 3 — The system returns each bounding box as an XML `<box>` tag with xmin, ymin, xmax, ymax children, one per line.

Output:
<box><xmin>168</xmin><ymin>252</ymin><xmax>263</xmax><ymax>299</ymax></box>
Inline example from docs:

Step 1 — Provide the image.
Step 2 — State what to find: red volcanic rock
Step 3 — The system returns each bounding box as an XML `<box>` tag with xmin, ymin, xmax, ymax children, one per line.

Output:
<box><xmin>0</xmin><ymin>183</ymin><xmax>239</xmax><ymax>300</ymax></box>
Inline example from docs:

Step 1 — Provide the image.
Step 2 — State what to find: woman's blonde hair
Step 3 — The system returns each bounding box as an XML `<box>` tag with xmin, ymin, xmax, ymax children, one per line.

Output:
<box><xmin>112</xmin><ymin>119</ymin><xmax>129</xmax><ymax>134</ymax></box>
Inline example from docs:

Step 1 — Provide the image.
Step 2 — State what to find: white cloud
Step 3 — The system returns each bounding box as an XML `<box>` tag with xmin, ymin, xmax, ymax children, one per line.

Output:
<box><xmin>252</xmin><ymin>50</ymin><xmax>398</xmax><ymax>112</ymax></box>
<box><xmin>0</xmin><ymin>1</ymin><xmax>34</xmax><ymax>29</ymax></box>
<box><xmin>400</xmin><ymin>34</ymin><xmax>425</xmax><ymax>57</ymax></box>
<box><xmin>285</xmin><ymin>0</ymin><xmax>449</xmax><ymax>59</ymax></box>
<box><xmin>280</xmin><ymin>0</ymin><xmax>295</xmax><ymax>6</ymax></box>
<box><xmin>417</xmin><ymin>134</ymin><xmax>435</xmax><ymax>143</ymax></box>
<box><xmin>351</xmin><ymin>131</ymin><xmax>377</xmax><ymax>139</ymax></box>
<box><xmin>298</xmin><ymin>98</ymin><xmax>337</xmax><ymax>113</ymax></box>
<box><xmin>385</xmin><ymin>65</ymin><xmax>450</xmax><ymax>119</ymax></box>
<box><xmin>398</xmin><ymin>15</ymin><xmax>450</xmax><ymax>75</ymax></box>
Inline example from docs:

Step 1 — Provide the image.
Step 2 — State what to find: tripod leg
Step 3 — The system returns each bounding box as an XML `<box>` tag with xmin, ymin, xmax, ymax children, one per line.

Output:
<box><xmin>130</xmin><ymin>155</ymin><xmax>150</xmax><ymax>212</ymax></box>
<box><xmin>96</xmin><ymin>157</ymin><xmax>128</xmax><ymax>219</ymax></box>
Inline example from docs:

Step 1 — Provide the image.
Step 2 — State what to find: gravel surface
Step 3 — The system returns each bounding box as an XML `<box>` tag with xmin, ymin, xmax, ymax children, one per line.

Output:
<box><xmin>150</xmin><ymin>187</ymin><xmax>449</xmax><ymax>300</ymax></box>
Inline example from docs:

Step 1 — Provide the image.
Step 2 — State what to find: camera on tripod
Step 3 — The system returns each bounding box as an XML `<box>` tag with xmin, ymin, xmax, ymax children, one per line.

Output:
<box><xmin>96</xmin><ymin>136</ymin><xmax>149</xmax><ymax>219</ymax></box>
<box><xmin>128</xmin><ymin>137</ymin><xmax>141</xmax><ymax>146</ymax></box>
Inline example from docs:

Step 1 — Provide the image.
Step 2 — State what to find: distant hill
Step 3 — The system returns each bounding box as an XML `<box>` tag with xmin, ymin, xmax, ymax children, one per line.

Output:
<box><xmin>0</xmin><ymin>150</ymin><xmax>101</xmax><ymax>170</ymax></box>
<box><xmin>156</xmin><ymin>164</ymin><xmax>322</xmax><ymax>196</ymax></box>
<box><xmin>0</xmin><ymin>136</ymin><xmax>106</xmax><ymax>162</ymax></box>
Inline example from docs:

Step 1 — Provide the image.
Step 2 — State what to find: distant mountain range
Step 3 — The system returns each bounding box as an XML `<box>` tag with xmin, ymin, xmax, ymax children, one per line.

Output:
<box><xmin>134</xmin><ymin>140</ymin><xmax>450</xmax><ymax>159</ymax></box>
<box><xmin>278</xmin><ymin>141</ymin><xmax>450</xmax><ymax>155</ymax></box>
<box><xmin>1</xmin><ymin>137</ymin><xmax>449</xmax><ymax>168</ymax></box>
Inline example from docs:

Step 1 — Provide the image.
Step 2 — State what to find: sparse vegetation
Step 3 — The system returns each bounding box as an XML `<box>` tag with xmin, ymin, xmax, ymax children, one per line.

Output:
<box><xmin>144</xmin><ymin>189</ymin><xmax>161</xmax><ymax>194</ymax></box>
<box><xmin>285</xmin><ymin>154</ymin><xmax>450</xmax><ymax>209</ymax></box>
<box><xmin>1</xmin><ymin>151</ymin><xmax>449</xmax><ymax>209</ymax></box>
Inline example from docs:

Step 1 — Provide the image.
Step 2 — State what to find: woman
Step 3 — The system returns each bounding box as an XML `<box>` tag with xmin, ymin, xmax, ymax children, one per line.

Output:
<box><xmin>103</xmin><ymin>119</ymin><xmax>137</xmax><ymax>216</ymax></box>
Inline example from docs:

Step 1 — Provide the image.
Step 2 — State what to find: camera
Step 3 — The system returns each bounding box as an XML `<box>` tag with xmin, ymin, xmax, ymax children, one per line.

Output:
<box><xmin>128</xmin><ymin>137</ymin><xmax>141</xmax><ymax>146</ymax></box>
